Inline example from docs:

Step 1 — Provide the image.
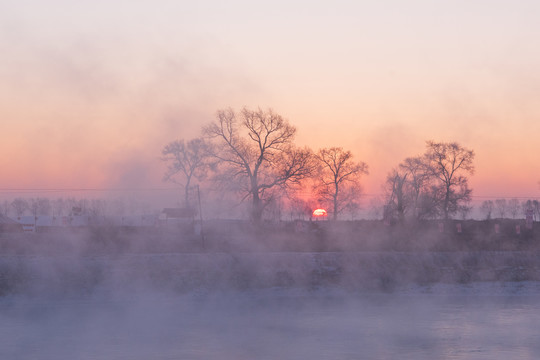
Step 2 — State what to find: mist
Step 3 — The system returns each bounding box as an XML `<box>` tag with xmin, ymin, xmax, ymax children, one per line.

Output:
<box><xmin>2</xmin><ymin>0</ymin><xmax>540</xmax><ymax>358</ymax></box>
<box><xmin>1</xmin><ymin>221</ymin><xmax>540</xmax><ymax>358</ymax></box>
<box><xmin>3</xmin><ymin>286</ymin><xmax>540</xmax><ymax>359</ymax></box>
<box><xmin>2</xmin><ymin>246</ymin><xmax>540</xmax><ymax>359</ymax></box>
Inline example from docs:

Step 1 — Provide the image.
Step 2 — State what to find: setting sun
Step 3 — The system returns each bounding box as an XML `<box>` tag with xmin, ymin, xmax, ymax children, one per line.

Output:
<box><xmin>312</xmin><ymin>209</ymin><xmax>327</xmax><ymax>217</ymax></box>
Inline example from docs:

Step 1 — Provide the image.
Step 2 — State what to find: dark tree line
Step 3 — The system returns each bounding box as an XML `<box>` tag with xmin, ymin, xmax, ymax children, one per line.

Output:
<box><xmin>160</xmin><ymin>106</ymin><xmax>480</xmax><ymax>223</ymax></box>
<box><xmin>2</xmin><ymin>197</ymin><xmax>148</xmax><ymax>218</ymax></box>
<box><xmin>480</xmin><ymin>198</ymin><xmax>540</xmax><ymax>220</ymax></box>
<box><xmin>1</xmin><ymin>108</ymin><xmax>479</xmax><ymax>224</ymax></box>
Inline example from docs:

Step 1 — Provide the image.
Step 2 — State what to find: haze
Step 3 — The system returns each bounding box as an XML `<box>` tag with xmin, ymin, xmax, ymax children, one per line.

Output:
<box><xmin>1</xmin><ymin>0</ymin><xmax>540</xmax><ymax>204</ymax></box>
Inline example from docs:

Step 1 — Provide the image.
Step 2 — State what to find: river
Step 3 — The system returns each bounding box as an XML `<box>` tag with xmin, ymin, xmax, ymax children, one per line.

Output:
<box><xmin>1</xmin><ymin>282</ymin><xmax>539</xmax><ymax>359</ymax></box>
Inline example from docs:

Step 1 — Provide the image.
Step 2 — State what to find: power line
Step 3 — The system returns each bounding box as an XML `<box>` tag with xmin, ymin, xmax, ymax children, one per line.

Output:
<box><xmin>0</xmin><ymin>188</ymin><xmax>538</xmax><ymax>200</ymax></box>
<box><xmin>0</xmin><ymin>188</ymin><xmax>177</xmax><ymax>191</ymax></box>
<box><xmin>0</xmin><ymin>188</ymin><xmax>179</xmax><ymax>195</ymax></box>
<box><xmin>287</xmin><ymin>191</ymin><xmax>540</xmax><ymax>200</ymax></box>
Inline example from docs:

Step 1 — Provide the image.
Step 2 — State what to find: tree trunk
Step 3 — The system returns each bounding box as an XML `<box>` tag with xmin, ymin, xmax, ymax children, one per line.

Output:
<box><xmin>251</xmin><ymin>191</ymin><xmax>263</xmax><ymax>223</ymax></box>
<box><xmin>397</xmin><ymin>199</ymin><xmax>405</xmax><ymax>224</ymax></box>
<box><xmin>251</xmin><ymin>174</ymin><xmax>263</xmax><ymax>222</ymax></box>
<box><xmin>443</xmin><ymin>185</ymin><xmax>450</xmax><ymax>220</ymax></box>
<box><xmin>184</xmin><ymin>176</ymin><xmax>192</xmax><ymax>208</ymax></box>
<box><xmin>333</xmin><ymin>194</ymin><xmax>338</xmax><ymax>221</ymax></box>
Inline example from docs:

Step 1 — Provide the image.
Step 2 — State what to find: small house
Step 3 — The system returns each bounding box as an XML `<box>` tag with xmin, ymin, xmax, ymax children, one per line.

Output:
<box><xmin>0</xmin><ymin>214</ymin><xmax>22</xmax><ymax>233</ymax></box>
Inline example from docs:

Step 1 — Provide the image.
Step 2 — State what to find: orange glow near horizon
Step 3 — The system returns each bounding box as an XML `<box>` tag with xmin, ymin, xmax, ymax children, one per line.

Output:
<box><xmin>2</xmin><ymin>0</ymin><xmax>540</xmax><ymax>206</ymax></box>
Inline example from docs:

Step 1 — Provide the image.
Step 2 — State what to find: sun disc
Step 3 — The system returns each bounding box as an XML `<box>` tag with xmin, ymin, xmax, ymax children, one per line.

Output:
<box><xmin>312</xmin><ymin>208</ymin><xmax>327</xmax><ymax>217</ymax></box>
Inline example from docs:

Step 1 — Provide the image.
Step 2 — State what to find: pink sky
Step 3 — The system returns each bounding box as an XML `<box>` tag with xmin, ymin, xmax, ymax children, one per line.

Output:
<box><xmin>1</xmin><ymin>0</ymin><xmax>540</xmax><ymax>210</ymax></box>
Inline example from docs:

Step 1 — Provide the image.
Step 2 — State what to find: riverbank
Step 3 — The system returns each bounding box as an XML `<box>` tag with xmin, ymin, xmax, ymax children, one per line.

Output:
<box><xmin>1</xmin><ymin>251</ymin><xmax>540</xmax><ymax>297</ymax></box>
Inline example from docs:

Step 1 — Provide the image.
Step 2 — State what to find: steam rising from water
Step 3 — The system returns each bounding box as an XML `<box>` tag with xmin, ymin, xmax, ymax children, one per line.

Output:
<box><xmin>1</xmin><ymin>284</ymin><xmax>540</xmax><ymax>359</ymax></box>
<box><xmin>1</xmin><ymin>243</ymin><xmax>540</xmax><ymax>360</ymax></box>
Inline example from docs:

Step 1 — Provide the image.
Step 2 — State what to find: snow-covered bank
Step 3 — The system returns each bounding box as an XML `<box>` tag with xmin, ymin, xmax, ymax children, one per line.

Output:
<box><xmin>2</xmin><ymin>251</ymin><xmax>540</xmax><ymax>296</ymax></box>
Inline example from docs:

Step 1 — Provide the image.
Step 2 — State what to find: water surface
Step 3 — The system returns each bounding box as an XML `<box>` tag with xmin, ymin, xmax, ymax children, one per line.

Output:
<box><xmin>1</xmin><ymin>283</ymin><xmax>540</xmax><ymax>359</ymax></box>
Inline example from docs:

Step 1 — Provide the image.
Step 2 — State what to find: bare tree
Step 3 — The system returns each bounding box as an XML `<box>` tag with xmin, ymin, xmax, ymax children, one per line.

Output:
<box><xmin>424</xmin><ymin>141</ymin><xmax>475</xmax><ymax>220</ymax></box>
<box><xmin>384</xmin><ymin>155</ymin><xmax>435</xmax><ymax>222</ymax></box>
<box><xmin>480</xmin><ymin>200</ymin><xmax>494</xmax><ymax>220</ymax></box>
<box><xmin>162</xmin><ymin>137</ymin><xmax>212</xmax><ymax>208</ymax></box>
<box><xmin>342</xmin><ymin>185</ymin><xmax>363</xmax><ymax>220</ymax></box>
<box><xmin>52</xmin><ymin>198</ymin><xmax>66</xmax><ymax>217</ymax></box>
<box><xmin>399</xmin><ymin>156</ymin><xmax>432</xmax><ymax>219</ymax></box>
<box><xmin>76</xmin><ymin>199</ymin><xmax>90</xmax><ymax>215</ymax></box>
<box><xmin>367</xmin><ymin>197</ymin><xmax>384</xmax><ymax>220</ymax></box>
<box><xmin>533</xmin><ymin>200</ymin><xmax>540</xmax><ymax>221</ymax></box>
<box><xmin>383</xmin><ymin>168</ymin><xmax>409</xmax><ymax>223</ymax></box>
<box><xmin>111</xmin><ymin>198</ymin><xmax>126</xmax><ymax>216</ymax></box>
<box><xmin>204</xmin><ymin>107</ymin><xmax>314</xmax><ymax>222</ymax></box>
<box><xmin>1</xmin><ymin>200</ymin><xmax>10</xmax><ymax>216</ymax></box>
<box><xmin>508</xmin><ymin>199</ymin><xmax>520</xmax><ymax>219</ymax></box>
<box><xmin>521</xmin><ymin>199</ymin><xmax>536</xmax><ymax>218</ymax></box>
<box><xmin>29</xmin><ymin>198</ymin><xmax>51</xmax><ymax>217</ymax></box>
<box><xmin>416</xmin><ymin>184</ymin><xmax>445</xmax><ymax>219</ymax></box>
<box><xmin>494</xmin><ymin>199</ymin><xmax>507</xmax><ymax>219</ymax></box>
<box><xmin>285</xmin><ymin>191</ymin><xmax>315</xmax><ymax>221</ymax></box>
<box><xmin>89</xmin><ymin>199</ymin><xmax>108</xmax><ymax>217</ymax></box>
<box><xmin>314</xmin><ymin>147</ymin><xmax>368</xmax><ymax>221</ymax></box>
<box><xmin>11</xmin><ymin>198</ymin><xmax>28</xmax><ymax>217</ymax></box>
<box><xmin>459</xmin><ymin>203</ymin><xmax>473</xmax><ymax>220</ymax></box>
<box><xmin>64</xmin><ymin>197</ymin><xmax>81</xmax><ymax>216</ymax></box>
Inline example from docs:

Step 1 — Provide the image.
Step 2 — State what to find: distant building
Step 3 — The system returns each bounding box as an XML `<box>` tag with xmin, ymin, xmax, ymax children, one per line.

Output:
<box><xmin>161</xmin><ymin>208</ymin><xmax>196</xmax><ymax>220</ymax></box>
<box><xmin>0</xmin><ymin>214</ymin><xmax>22</xmax><ymax>232</ymax></box>
<box><xmin>108</xmin><ymin>215</ymin><xmax>159</xmax><ymax>227</ymax></box>
<box><xmin>15</xmin><ymin>215</ymin><xmax>84</xmax><ymax>232</ymax></box>
<box><xmin>159</xmin><ymin>208</ymin><xmax>196</xmax><ymax>231</ymax></box>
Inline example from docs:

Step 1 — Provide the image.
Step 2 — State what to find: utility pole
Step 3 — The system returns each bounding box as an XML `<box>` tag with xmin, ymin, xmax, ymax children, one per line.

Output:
<box><xmin>197</xmin><ymin>185</ymin><xmax>205</xmax><ymax>249</ymax></box>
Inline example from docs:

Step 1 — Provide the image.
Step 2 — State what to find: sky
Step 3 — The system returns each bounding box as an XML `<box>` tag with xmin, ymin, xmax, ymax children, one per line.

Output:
<box><xmin>1</xmin><ymin>0</ymin><xmax>540</xmax><ymax>210</ymax></box>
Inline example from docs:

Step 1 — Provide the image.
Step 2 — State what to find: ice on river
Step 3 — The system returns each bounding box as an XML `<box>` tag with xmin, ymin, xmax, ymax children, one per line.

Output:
<box><xmin>1</xmin><ymin>282</ymin><xmax>540</xmax><ymax>360</ymax></box>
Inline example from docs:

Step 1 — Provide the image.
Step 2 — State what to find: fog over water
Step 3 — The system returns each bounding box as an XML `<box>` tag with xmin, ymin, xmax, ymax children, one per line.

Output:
<box><xmin>2</xmin><ymin>276</ymin><xmax>540</xmax><ymax>359</ymax></box>
<box><xmin>1</xmin><ymin>227</ymin><xmax>540</xmax><ymax>359</ymax></box>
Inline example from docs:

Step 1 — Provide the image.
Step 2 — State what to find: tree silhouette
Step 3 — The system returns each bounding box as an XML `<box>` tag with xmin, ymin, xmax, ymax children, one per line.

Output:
<box><xmin>314</xmin><ymin>147</ymin><xmax>368</xmax><ymax>221</ymax></box>
<box><xmin>424</xmin><ymin>141</ymin><xmax>474</xmax><ymax>220</ymax></box>
<box><xmin>204</xmin><ymin>107</ymin><xmax>314</xmax><ymax>222</ymax></box>
<box><xmin>161</xmin><ymin>137</ymin><xmax>212</xmax><ymax>207</ymax></box>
